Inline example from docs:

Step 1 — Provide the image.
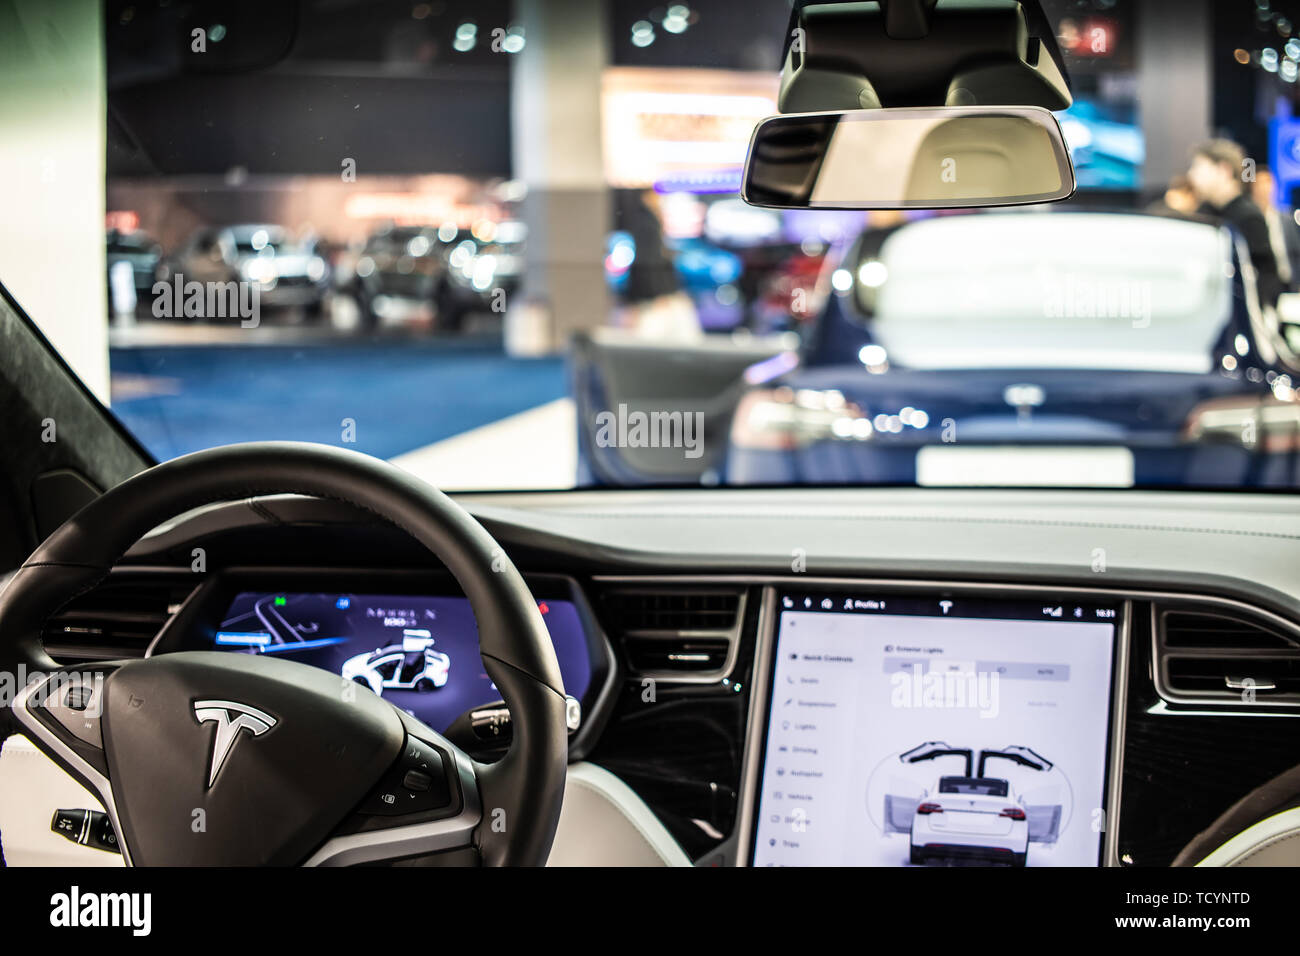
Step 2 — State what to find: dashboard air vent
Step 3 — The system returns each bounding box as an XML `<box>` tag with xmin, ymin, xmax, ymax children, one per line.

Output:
<box><xmin>599</xmin><ymin>587</ymin><xmax>746</xmax><ymax>681</ymax></box>
<box><xmin>42</xmin><ymin>577</ymin><xmax>196</xmax><ymax>664</ymax></box>
<box><xmin>1154</xmin><ymin>605</ymin><xmax>1300</xmax><ymax>706</ymax></box>
<box><xmin>625</xmin><ymin>636</ymin><xmax>733</xmax><ymax>674</ymax></box>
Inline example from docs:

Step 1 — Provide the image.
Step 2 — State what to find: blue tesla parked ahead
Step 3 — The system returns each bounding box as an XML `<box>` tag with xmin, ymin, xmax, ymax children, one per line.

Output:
<box><xmin>726</xmin><ymin>211</ymin><xmax>1300</xmax><ymax>489</ymax></box>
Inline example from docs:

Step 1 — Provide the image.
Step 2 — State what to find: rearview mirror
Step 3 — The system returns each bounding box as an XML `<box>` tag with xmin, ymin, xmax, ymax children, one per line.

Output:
<box><xmin>742</xmin><ymin>106</ymin><xmax>1076</xmax><ymax>210</ymax></box>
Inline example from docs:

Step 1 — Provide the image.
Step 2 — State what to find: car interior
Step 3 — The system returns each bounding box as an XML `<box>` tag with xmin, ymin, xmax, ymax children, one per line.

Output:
<box><xmin>2</xmin><ymin>0</ymin><xmax>1300</xmax><ymax>889</ymax></box>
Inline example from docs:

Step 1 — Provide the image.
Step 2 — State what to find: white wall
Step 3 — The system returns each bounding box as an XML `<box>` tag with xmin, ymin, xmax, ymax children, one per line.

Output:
<box><xmin>0</xmin><ymin>0</ymin><xmax>108</xmax><ymax>402</ymax></box>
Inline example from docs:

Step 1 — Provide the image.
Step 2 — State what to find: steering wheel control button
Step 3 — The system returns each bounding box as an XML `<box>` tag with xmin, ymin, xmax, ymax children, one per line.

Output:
<box><xmin>402</xmin><ymin>769</ymin><xmax>433</xmax><ymax>792</ymax></box>
<box><xmin>64</xmin><ymin>685</ymin><xmax>94</xmax><ymax>711</ymax></box>
<box><xmin>39</xmin><ymin>673</ymin><xmax>105</xmax><ymax>749</ymax></box>
<box><xmin>358</xmin><ymin>736</ymin><xmax>454</xmax><ymax>816</ymax></box>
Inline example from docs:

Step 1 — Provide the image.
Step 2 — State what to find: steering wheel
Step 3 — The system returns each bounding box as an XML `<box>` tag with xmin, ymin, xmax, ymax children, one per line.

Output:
<box><xmin>0</xmin><ymin>442</ymin><xmax>568</xmax><ymax>866</ymax></box>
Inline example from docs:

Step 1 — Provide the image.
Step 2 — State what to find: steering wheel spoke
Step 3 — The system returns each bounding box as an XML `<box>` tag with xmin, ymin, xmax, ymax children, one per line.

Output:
<box><xmin>11</xmin><ymin>665</ymin><xmax>130</xmax><ymax>861</ymax></box>
<box><xmin>303</xmin><ymin>725</ymin><xmax>482</xmax><ymax>867</ymax></box>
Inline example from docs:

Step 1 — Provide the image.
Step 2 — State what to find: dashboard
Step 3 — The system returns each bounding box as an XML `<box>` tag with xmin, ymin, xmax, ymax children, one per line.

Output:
<box><xmin>31</xmin><ymin>485</ymin><xmax>1300</xmax><ymax>867</ymax></box>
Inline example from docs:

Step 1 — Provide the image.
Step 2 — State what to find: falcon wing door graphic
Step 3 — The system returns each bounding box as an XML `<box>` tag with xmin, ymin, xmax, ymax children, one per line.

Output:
<box><xmin>341</xmin><ymin>631</ymin><xmax>451</xmax><ymax>696</ymax></box>
<box><xmin>883</xmin><ymin>742</ymin><xmax>974</xmax><ymax>834</ymax></box>
<box><xmin>979</xmin><ymin>746</ymin><xmax>1062</xmax><ymax>844</ymax></box>
<box><xmin>901</xmin><ymin>741</ymin><xmax>974</xmax><ymax>775</ymax></box>
<box><xmin>976</xmin><ymin>745</ymin><xmax>1053</xmax><ymax>775</ymax></box>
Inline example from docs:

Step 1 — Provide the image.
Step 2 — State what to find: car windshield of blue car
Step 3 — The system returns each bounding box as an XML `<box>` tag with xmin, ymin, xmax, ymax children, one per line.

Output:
<box><xmin>5</xmin><ymin>0</ymin><xmax>1299</xmax><ymax>492</ymax></box>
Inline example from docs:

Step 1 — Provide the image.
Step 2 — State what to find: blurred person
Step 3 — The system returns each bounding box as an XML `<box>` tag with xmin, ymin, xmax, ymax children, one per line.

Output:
<box><xmin>1187</xmin><ymin>139</ymin><xmax>1284</xmax><ymax>307</ymax></box>
<box><xmin>1144</xmin><ymin>175</ymin><xmax>1199</xmax><ymax>218</ymax></box>
<box><xmin>613</xmin><ymin>189</ymin><xmax>700</xmax><ymax>341</ymax></box>
<box><xmin>1251</xmin><ymin>167</ymin><xmax>1300</xmax><ymax>292</ymax></box>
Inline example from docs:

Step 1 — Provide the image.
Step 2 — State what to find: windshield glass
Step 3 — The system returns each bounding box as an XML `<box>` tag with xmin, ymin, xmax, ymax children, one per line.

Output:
<box><xmin>860</xmin><ymin>213</ymin><xmax>1231</xmax><ymax>373</ymax></box>
<box><xmin>5</xmin><ymin>0</ymin><xmax>1300</xmax><ymax>491</ymax></box>
<box><xmin>939</xmin><ymin>777</ymin><xmax>1010</xmax><ymax>797</ymax></box>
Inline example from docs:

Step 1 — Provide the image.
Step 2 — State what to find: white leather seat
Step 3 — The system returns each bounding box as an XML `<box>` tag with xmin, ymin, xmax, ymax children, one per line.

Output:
<box><xmin>1194</xmin><ymin>806</ymin><xmax>1300</xmax><ymax>867</ymax></box>
<box><xmin>0</xmin><ymin>736</ymin><xmax>691</xmax><ymax>867</ymax></box>
<box><xmin>546</xmin><ymin>761</ymin><xmax>692</xmax><ymax>867</ymax></box>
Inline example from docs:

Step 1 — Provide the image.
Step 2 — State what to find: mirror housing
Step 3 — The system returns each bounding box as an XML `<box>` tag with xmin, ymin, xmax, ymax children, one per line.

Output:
<box><xmin>741</xmin><ymin>105</ymin><xmax>1076</xmax><ymax>210</ymax></box>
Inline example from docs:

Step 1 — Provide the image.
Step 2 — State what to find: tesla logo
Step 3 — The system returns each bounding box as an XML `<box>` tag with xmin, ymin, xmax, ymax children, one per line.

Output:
<box><xmin>193</xmin><ymin>700</ymin><xmax>276</xmax><ymax>788</ymax></box>
<box><xmin>1003</xmin><ymin>383</ymin><xmax>1046</xmax><ymax>409</ymax></box>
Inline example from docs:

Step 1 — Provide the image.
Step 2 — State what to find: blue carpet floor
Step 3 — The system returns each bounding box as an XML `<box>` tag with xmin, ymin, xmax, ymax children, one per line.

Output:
<box><xmin>109</xmin><ymin>340</ymin><xmax>567</xmax><ymax>462</ymax></box>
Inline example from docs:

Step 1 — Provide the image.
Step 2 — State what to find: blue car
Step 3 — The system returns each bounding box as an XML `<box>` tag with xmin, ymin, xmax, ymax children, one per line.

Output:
<box><xmin>726</xmin><ymin>210</ymin><xmax>1300</xmax><ymax>489</ymax></box>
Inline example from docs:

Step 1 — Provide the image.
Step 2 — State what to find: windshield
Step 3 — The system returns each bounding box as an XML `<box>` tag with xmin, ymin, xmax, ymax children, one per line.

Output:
<box><xmin>6</xmin><ymin>0</ymin><xmax>1300</xmax><ymax>491</ymax></box>
<box><xmin>855</xmin><ymin>213</ymin><xmax>1233</xmax><ymax>373</ymax></box>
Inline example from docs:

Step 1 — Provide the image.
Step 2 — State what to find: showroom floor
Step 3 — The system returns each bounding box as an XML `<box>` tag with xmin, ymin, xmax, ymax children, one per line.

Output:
<box><xmin>108</xmin><ymin>332</ymin><xmax>573</xmax><ymax>488</ymax></box>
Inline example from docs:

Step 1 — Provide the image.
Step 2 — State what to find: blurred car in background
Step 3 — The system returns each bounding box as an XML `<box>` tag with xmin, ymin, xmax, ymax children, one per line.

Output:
<box><xmin>726</xmin><ymin>211</ymin><xmax>1300</xmax><ymax>489</ymax></box>
<box><xmin>603</xmin><ymin>230</ymin><xmax>744</xmax><ymax>329</ymax></box>
<box><xmin>437</xmin><ymin>222</ymin><xmax>526</xmax><ymax>331</ymax></box>
<box><xmin>349</xmin><ymin>224</ymin><xmax>450</xmax><ymax>330</ymax></box>
<box><xmin>670</xmin><ymin>235</ymin><xmax>745</xmax><ymax>330</ymax></box>
<box><xmin>752</xmin><ymin>243</ymin><xmax>833</xmax><ymax>333</ymax></box>
<box><xmin>161</xmin><ymin>224</ymin><xmax>330</xmax><ymax>318</ymax></box>
<box><xmin>106</xmin><ymin>228</ymin><xmax>162</xmax><ymax>314</ymax></box>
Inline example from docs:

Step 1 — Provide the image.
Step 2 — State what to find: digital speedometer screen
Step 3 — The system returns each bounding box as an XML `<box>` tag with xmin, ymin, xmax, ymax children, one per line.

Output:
<box><xmin>214</xmin><ymin>592</ymin><xmax>591</xmax><ymax>733</ymax></box>
<box><xmin>751</xmin><ymin>591</ymin><xmax>1118</xmax><ymax>867</ymax></box>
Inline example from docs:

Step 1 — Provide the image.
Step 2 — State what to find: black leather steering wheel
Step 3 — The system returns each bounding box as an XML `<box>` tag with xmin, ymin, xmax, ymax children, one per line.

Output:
<box><xmin>0</xmin><ymin>442</ymin><xmax>568</xmax><ymax>866</ymax></box>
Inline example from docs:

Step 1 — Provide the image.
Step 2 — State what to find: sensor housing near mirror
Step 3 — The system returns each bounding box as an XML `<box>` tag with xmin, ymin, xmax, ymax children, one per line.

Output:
<box><xmin>742</xmin><ymin>105</ymin><xmax>1076</xmax><ymax>210</ymax></box>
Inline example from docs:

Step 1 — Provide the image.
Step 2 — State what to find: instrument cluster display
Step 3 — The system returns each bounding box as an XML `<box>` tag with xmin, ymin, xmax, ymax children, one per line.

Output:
<box><xmin>214</xmin><ymin>591</ymin><xmax>592</xmax><ymax>734</ymax></box>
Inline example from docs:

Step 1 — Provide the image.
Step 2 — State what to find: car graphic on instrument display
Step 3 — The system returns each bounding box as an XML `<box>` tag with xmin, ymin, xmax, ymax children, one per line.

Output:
<box><xmin>341</xmin><ymin>631</ymin><xmax>450</xmax><ymax>696</ymax></box>
<box><xmin>909</xmin><ymin>775</ymin><xmax>1030</xmax><ymax>866</ymax></box>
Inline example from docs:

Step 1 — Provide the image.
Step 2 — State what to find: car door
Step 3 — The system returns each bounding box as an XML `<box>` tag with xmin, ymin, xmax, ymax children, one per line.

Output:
<box><xmin>978</xmin><ymin>748</ymin><xmax>1063</xmax><ymax>844</ymax></box>
<box><xmin>882</xmin><ymin>742</ymin><xmax>974</xmax><ymax>833</ymax></box>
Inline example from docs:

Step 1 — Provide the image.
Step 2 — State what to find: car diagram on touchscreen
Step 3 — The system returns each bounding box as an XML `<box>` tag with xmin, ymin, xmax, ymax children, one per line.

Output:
<box><xmin>869</xmin><ymin>741</ymin><xmax>1072</xmax><ymax>867</ymax></box>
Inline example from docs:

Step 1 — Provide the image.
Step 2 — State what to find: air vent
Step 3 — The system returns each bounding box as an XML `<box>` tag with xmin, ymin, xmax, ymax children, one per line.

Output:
<box><xmin>603</xmin><ymin>590</ymin><xmax>742</xmax><ymax>632</ymax></box>
<box><xmin>1162</xmin><ymin>610</ymin><xmax>1298</xmax><ymax>649</ymax></box>
<box><xmin>599</xmin><ymin>587</ymin><xmax>746</xmax><ymax>682</ymax></box>
<box><xmin>625</xmin><ymin>636</ymin><xmax>732</xmax><ymax>673</ymax></box>
<box><xmin>1154</xmin><ymin>605</ymin><xmax>1300</xmax><ymax>706</ymax></box>
<box><xmin>42</xmin><ymin>577</ymin><xmax>196</xmax><ymax>664</ymax></box>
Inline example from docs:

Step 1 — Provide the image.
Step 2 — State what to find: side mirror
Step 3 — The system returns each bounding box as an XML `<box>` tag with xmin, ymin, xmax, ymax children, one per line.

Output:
<box><xmin>742</xmin><ymin>106</ymin><xmax>1076</xmax><ymax>210</ymax></box>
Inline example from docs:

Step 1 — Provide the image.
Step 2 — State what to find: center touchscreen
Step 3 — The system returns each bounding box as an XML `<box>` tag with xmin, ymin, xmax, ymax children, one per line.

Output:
<box><xmin>751</xmin><ymin>592</ymin><xmax>1118</xmax><ymax>867</ymax></box>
